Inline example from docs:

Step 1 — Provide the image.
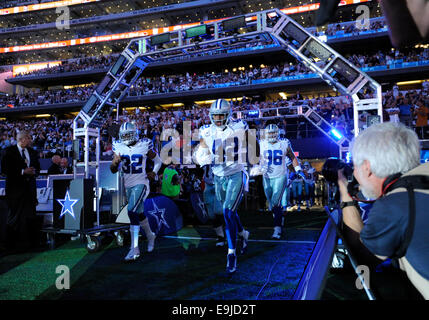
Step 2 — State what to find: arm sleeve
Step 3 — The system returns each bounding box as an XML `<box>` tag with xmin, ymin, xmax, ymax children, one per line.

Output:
<box><xmin>151</xmin><ymin>152</ymin><xmax>162</xmax><ymax>174</ymax></box>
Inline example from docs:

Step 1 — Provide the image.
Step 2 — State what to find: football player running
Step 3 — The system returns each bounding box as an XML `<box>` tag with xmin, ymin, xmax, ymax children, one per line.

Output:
<box><xmin>110</xmin><ymin>122</ymin><xmax>162</xmax><ymax>262</ymax></box>
<box><xmin>303</xmin><ymin>161</ymin><xmax>316</xmax><ymax>210</ymax></box>
<box><xmin>252</xmin><ymin>124</ymin><xmax>305</xmax><ymax>239</ymax></box>
<box><xmin>195</xmin><ymin>99</ymin><xmax>250</xmax><ymax>274</ymax></box>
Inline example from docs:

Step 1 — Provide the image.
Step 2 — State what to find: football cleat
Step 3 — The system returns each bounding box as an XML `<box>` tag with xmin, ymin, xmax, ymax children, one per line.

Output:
<box><xmin>147</xmin><ymin>231</ymin><xmax>156</xmax><ymax>252</ymax></box>
<box><xmin>239</xmin><ymin>230</ymin><xmax>250</xmax><ymax>255</ymax></box>
<box><xmin>216</xmin><ymin>236</ymin><xmax>225</xmax><ymax>247</ymax></box>
<box><xmin>124</xmin><ymin>247</ymin><xmax>140</xmax><ymax>262</ymax></box>
<box><xmin>226</xmin><ymin>253</ymin><xmax>237</xmax><ymax>274</ymax></box>
<box><xmin>271</xmin><ymin>229</ymin><xmax>282</xmax><ymax>240</ymax></box>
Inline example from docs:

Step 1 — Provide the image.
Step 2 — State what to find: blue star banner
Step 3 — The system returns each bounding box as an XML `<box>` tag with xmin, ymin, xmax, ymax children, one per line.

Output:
<box><xmin>144</xmin><ymin>195</ymin><xmax>183</xmax><ymax>236</ymax></box>
<box><xmin>190</xmin><ymin>192</ymin><xmax>209</xmax><ymax>224</ymax></box>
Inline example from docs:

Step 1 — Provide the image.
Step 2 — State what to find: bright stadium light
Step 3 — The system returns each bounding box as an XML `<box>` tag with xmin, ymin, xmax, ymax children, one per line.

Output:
<box><xmin>329</xmin><ymin>128</ymin><xmax>343</xmax><ymax>141</ymax></box>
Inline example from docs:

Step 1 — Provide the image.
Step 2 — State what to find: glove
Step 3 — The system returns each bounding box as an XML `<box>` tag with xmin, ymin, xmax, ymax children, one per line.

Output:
<box><xmin>194</xmin><ymin>146</ymin><xmax>213</xmax><ymax>166</ymax></box>
<box><xmin>297</xmin><ymin>170</ymin><xmax>306</xmax><ymax>179</ymax></box>
<box><xmin>249</xmin><ymin>165</ymin><xmax>264</xmax><ymax>176</ymax></box>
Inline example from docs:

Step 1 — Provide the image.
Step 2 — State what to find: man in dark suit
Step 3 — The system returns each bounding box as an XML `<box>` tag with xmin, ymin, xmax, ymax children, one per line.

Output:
<box><xmin>1</xmin><ymin>131</ymin><xmax>41</xmax><ymax>252</ymax></box>
<box><xmin>47</xmin><ymin>155</ymin><xmax>62</xmax><ymax>175</ymax></box>
<box><xmin>60</xmin><ymin>157</ymin><xmax>73</xmax><ymax>174</ymax></box>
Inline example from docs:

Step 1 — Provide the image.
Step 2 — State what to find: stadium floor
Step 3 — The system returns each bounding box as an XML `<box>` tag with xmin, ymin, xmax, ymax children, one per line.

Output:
<box><xmin>0</xmin><ymin>208</ymin><xmax>328</xmax><ymax>300</ymax></box>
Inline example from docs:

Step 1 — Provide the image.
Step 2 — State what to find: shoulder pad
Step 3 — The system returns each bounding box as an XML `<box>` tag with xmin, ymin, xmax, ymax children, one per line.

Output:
<box><xmin>112</xmin><ymin>141</ymin><xmax>122</xmax><ymax>153</ymax></box>
<box><xmin>232</xmin><ymin>119</ymin><xmax>248</xmax><ymax>130</ymax></box>
<box><xmin>143</xmin><ymin>138</ymin><xmax>153</xmax><ymax>149</ymax></box>
<box><xmin>199</xmin><ymin>125</ymin><xmax>211</xmax><ymax>138</ymax></box>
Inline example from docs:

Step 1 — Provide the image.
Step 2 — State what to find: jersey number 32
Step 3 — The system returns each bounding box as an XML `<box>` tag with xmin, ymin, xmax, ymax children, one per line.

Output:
<box><xmin>121</xmin><ymin>154</ymin><xmax>143</xmax><ymax>174</ymax></box>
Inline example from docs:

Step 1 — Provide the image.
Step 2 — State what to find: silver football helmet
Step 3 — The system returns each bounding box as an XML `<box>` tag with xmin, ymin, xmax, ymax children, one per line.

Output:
<box><xmin>119</xmin><ymin>122</ymin><xmax>138</xmax><ymax>146</ymax></box>
<box><xmin>303</xmin><ymin>161</ymin><xmax>311</xmax><ymax>170</ymax></box>
<box><xmin>265</xmin><ymin>124</ymin><xmax>279</xmax><ymax>144</ymax></box>
<box><xmin>209</xmin><ymin>99</ymin><xmax>232</xmax><ymax>129</ymax></box>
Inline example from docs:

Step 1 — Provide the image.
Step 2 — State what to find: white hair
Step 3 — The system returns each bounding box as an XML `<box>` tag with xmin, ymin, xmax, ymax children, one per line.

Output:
<box><xmin>17</xmin><ymin>130</ymin><xmax>30</xmax><ymax>141</ymax></box>
<box><xmin>351</xmin><ymin>122</ymin><xmax>420</xmax><ymax>178</ymax></box>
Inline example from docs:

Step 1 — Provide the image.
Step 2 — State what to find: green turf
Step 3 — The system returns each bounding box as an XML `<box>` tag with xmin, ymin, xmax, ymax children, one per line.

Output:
<box><xmin>0</xmin><ymin>208</ymin><xmax>328</xmax><ymax>300</ymax></box>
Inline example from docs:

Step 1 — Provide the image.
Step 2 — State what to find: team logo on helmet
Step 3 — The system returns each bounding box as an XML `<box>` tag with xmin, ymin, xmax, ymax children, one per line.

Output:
<box><xmin>209</xmin><ymin>99</ymin><xmax>232</xmax><ymax>129</ymax></box>
<box><xmin>119</xmin><ymin>122</ymin><xmax>138</xmax><ymax>146</ymax></box>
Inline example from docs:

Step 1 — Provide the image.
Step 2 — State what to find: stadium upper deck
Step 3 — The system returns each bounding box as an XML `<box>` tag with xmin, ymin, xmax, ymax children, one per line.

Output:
<box><xmin>0</xmin><ymin>0</ymin><xmax>381</xmax><ymax>65</ymax></box>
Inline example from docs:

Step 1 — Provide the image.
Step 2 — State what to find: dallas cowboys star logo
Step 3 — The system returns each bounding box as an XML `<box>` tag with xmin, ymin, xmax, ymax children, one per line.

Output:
<box><xmin>146</xmin><ymin>200</ymin><xmax>170</xmax><ymax>232</ymax></box>
<box><xmin>56</xmin><ymin>190</ymin><xmax>79</xmax><ymax>219</ymax></box>
<box><xmin>197</xmin><ymin>195</ymin><xmax>208</xmax><ymax>218</ymax></box>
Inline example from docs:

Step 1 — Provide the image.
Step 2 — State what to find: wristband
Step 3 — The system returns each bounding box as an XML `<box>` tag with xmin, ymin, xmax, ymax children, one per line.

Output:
<box><xmin>294</xmin><ymin>166</ymin><xmax>302</xmax><ymax>172</ymax></box>
<box><xmin>340</xmin><ymin>201</ymin><xmax>357</xmax><ymax>209</ymax></box>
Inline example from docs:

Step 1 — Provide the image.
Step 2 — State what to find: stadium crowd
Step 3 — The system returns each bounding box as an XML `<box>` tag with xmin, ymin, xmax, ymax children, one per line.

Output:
<box><xmin>313</xmin><ymin>18</ymin><xmax>386</xmax><ymax>37</ymax></box>
<box><xmin>9</xmin><ymin>17</ymin><xmax>393</xmax><ymax>79</ymax></box>
<box><xmin>0</xmin><ymin>87</ymin><xmax>427</xmax><ymax>160</ymax></box>
<box><xmin>2</xmin><ymin>47</ymin><xmax>428</xmax><ymax>109</ymax></box>
<box><xmin>13</xmin><ymin>55</ymin><xmax>119</xmax><ymax>77</ymax></box>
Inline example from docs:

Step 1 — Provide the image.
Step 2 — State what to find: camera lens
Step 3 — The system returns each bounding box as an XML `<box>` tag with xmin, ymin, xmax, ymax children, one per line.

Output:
<box><xmin>322</xmin><ymin>158</ymin><xmax>353</xmax><ymax>184</ymax></box>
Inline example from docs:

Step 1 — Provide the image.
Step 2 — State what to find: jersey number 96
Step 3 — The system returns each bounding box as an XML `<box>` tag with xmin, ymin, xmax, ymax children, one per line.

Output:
<box><xmin>265</xmin><ymin>150</ymin><xmax>282</xmax><ymax>165</ymax></box>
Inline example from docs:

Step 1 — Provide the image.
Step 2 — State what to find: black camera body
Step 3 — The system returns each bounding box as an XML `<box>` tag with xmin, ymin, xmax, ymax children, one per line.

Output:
<box><xmin>322</xmin><ymin>158</ymin><xmax>360</xmax><ymax>198</ymax></box>
<box><xmin>322</xmin><ymin>158</ymin><xmax>354</xmax><ymax>184</ymax></box>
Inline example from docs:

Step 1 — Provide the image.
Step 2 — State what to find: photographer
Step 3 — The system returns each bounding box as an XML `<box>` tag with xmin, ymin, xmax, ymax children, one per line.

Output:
<box><xmin>337</xmin><ymin>122</ymin><xmax>429</xmax><ymax>299</ymax></box>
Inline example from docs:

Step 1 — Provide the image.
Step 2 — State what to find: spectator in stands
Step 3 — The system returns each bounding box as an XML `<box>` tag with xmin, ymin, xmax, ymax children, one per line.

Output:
<box><xmin>337</xmin><ymin>122</ymin><xmax>429</xmax><ymax>299</ymax></box>
<box><xmin>293</xmin><ymin>90</ymin><xmax>304</xmax><ymax>100</ymax></box>
<box><xmin>47</xmin><ymin>155</ymin><xmax>62</xmax><ymax>174</ymax></box>
<box><xmin>398</xmin><ymin>97</ymin><xmax>414</xmax><ymax>127</ymax></box>
<box><xmin>152</xmin><ymin>134</ymin><xmax>162</xmax><ymax>155</ymax></box>
<box><xmin>414</xmin><ymin>99</ymin><xmax>429</xmax><ymax>139</ymax></box>
<box><xmin>422</xmin><ymin>80</ymin><xmax>429</xmax><ymax>94</ymax></box>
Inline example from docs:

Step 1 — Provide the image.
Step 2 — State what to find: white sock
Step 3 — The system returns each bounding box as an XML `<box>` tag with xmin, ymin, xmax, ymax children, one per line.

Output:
<box><xmin>140</xmin><ymin>218</ymin><xmax>154</xmax><ymax>238</ymax></box>
<box><xmin>228</xmin><ymin>248</ymin><xmax>236</xmax><ymax>255</ymax></box>
<box><xmin>274</xmin><ymin>226</ymin><xmax>281</xmax><ymax>234</ymax></box>
<box><xmin>214</xmin><ymin>226</ymin><xmax>224</xmax><ymax>237</ymax></box>
<box><xmin>130</xmin><ymin>225</ymin><xmax>140</xmax><ymax>249</ymax></box>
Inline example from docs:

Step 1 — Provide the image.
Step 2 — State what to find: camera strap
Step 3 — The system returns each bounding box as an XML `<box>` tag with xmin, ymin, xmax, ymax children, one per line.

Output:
<box><xmin>384</xmin><ymin>175</ymin><xmax>429</xmax><ymax>259</ymax></box>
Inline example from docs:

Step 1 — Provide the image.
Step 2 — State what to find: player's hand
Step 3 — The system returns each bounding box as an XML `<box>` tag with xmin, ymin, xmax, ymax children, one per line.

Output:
<box><xmin>297</xmin><ymin>170</ymin><xmax>306</xmax><ymax>179</ymax></box>
<box><xmin>250</xmin><ymin>165</ymin><xmax>264</xmax><ymax>176</ymax></box>
<box><xmin>113</xmin><ymin>153</ymin><xmax>121</xmax><ymax>165</ymax></box>
<box><xmin>147</xmin><ymin>171</ymin><xmax>156</xmax><ymax>180</ymax></box>
<box><xmin>23</xmin><ymin>167</ymin><xmax>36</xmax><ymax>175</ymax></box>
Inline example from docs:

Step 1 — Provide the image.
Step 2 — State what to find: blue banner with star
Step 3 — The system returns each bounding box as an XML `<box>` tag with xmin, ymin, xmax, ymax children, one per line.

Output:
<box><xmin>190</xmin><ymin>192</ymin><xmax>209</xmax><ymax>224</ymax></box>
<box><xmin>144</xmin><ymin>195</ymin><xmax>183</xmax><ymax>236</ymax></box>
